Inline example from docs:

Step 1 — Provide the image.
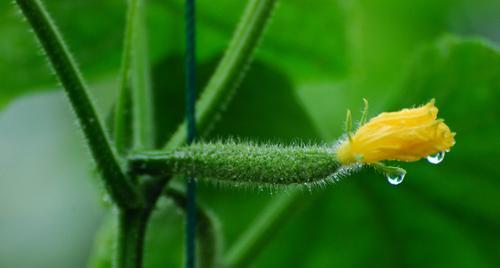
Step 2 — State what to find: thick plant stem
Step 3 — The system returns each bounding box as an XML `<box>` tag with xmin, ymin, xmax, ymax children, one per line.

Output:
<box><xmin>166</xmin><ymin>188</ymin><xmax>222</xmax><ymax>268</ymax></box>
<box><xmin>15</xmin><ymin>0</ymin><xmax>142</xmax><ymax>209</ymax></box>
<box><xmin>117</xmin><ymin>209</ymin><xmax>152</xmax><ymax>268</ymax></box>
<box><xmin>164</xmin><ymin>0</ymin><xmax>278</xmax><ymax>149</ymax></box>
<box><xmin>113</xmin><ymin>1</ymin><xmax>155</xmax><ymax>267</ymax></box>
<box><xmin>129</xmin><ymin>142</ymin><xmax>342</xmax><ymax>186</ymax></box>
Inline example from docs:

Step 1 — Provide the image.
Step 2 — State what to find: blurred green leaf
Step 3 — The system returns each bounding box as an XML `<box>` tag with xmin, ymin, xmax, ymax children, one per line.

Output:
<box><xmin>336</xmin><ymin>36</ymin><xmax>500</xmax><ymax>268</ymax></box>
<box><xmin>0</xmin><ymin>0</ymin><xmax>127</xmax><ymax>109</ymax></box>
<box><xmin>2</xmin><ymin>0</ymin><xmax>348</xmax><ymax>110</ymax></box>
<box><xmin>151</xmin><ymin>56</ymin><xmax>321</xmax><ymax>146</ymax></box>
<box><xmin>4</xmin><ymin>0</ymin><xmax>500</xmax><ymax>267</ymax></box>
<box><xmin>155</xmin><ymin>0</ymin><xmax>348</xmax><ymax>81</ymax></box>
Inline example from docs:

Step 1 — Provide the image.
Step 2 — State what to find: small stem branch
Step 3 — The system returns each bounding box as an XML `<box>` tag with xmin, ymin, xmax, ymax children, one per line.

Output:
<box><xmin>115</xmin><ymin>0</ymin><xmax>154</xmax><ymax>153</ymax></box>
<box><xmin>15</xmin><ymin>0</ymin><xmax>142</xmax><ymax>208</ymax></box>
<box><xmin>114</xmin><ymin>0</ymin><xmax>138</xmax><ymax>154</ymax></box>
<box><xmin>164</xmin><ymin>0</ymin><xmax>278</xmax><ymax>149</ymax></box>
<box><xmin>130</xmin><ymin>142</ymin><xmax>342</xmax><ymax>186</ymax></box>
<box><xmin>166</xmin><ymin>188</ymin><xmax>222</xmax><ymax>268</ymax></box>
<box><xmin>132</xmin><ymin>0</ymin><xmax>154</xmax><ymax>150</ymax></box>
<box><xmin>117</xmin><ymin>209</ymin><xmax>152</xmax><ymax>268</ymax></box>
<box><xmin>113</xmin><ymin>81</ymin><xmax>133</xmax><ymax>155</ymax></box>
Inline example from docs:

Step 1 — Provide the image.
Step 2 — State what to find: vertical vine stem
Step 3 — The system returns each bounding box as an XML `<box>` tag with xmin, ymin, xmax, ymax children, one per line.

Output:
<box><xmin>164</xmin><ymin>0</ymin><xmax>278</xmax><ymax>149</ymax></box>
<box><xmin>184</xmin><ymin>0</ymin><xmax>198</xmax><ymax>267</ymax></box>
<box><xmin>14</xmin><ymin>0</ymin><xmax>142</xmax><ymax>209</ymax></box>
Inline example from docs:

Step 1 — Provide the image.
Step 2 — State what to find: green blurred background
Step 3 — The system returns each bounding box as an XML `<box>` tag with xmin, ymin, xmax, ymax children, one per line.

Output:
<box><xmin>1</xmin><ymin>0</ymin><xmax>499</xmax><ymax>267</ymax></box>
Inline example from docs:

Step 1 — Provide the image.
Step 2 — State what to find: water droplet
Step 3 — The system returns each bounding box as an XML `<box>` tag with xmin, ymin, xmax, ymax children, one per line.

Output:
<box><xmin>427</xmin><ymin>151</ymin><xmax>445</xmax><ymax>164</ymax></box>
<box><xmin>386</xmin><ymin>170</ymin><xmax>406</xmax><ymax>186</ymax></box>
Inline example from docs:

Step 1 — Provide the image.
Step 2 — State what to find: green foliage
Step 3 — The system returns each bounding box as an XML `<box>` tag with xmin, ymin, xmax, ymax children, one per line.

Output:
<box><xmin>388</xmin><ymin>37</ymin><xmax>500</xmax><ymax>267</ymax></box>
<box><xmin>0</xmin><ymin>0</ymin><xmax>127</xmax><ymax>109</ymax></box>
<box><xmin>2</xmin><ymin>0</ymin><xmax>500</xmax><ymax>267</ymax></box>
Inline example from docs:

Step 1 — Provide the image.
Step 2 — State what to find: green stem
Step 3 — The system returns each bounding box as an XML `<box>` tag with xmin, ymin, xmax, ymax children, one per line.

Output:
<box><xmin>224</xmin><ymin>189</ymin><xmax>304</xmax><ymax>268</ymax></box>
<box><xmin>15</xmin><ymin>0</ymin><xmax>142</xmax><ymax>208</ymax></box>
<box><xmin>113</xmin><ymin>2</ymin><xmax>155</xmax><ymax>268</ymax></box>
<box><xmin>164</xmin><ymin>0</ymin><xmax>278</xmax><ymax>149</ymax></box>
<box><xmin>166</xmin><ymin>188</ymin><xmax>222</xmax><ymax>268</ymax></box>
<box><xmin>113</xmin><ymin>82</ymin><xmax>133</xmax><ymax>155</ymax></box>
<box><xmin>114</xmin><ymin>0</ymin><xmax>138</xmax><ymax>154</ymax></box>
<box><xmin>131</xmin><ymin>0</ymin><xmax>154</xmax><ymax>150</ymax></box>
<box><xmin>115</xmin><ymin>0</ymin><xmax>154</xmax><ymax>153</ymax></box>
<box><xmin>117</xmin><ymin>209</ymin><xmax>152</xmax><ymax>268</ymax></box>
<box><xmin>130</xmin><ymin>142</ymin><xmax>342</xmax><ymax>186</ymax></box>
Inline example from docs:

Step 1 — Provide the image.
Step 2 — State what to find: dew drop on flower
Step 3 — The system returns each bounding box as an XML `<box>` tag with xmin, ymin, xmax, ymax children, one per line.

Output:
<box><xmin>427</xmin><ymin>151</ymin><xmax>445</xmax><ymax>164</ymax></box>
<box><xmin>386</xmin><ymin>170</ymin><xmax>406</xmax><ymax>186</ymax></box>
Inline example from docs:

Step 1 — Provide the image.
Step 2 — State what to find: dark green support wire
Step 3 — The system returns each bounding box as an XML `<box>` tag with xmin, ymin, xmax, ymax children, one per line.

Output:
<box><xmin>184</xmin><ymin>0</ymin><xmax>197</xmax><ymax>267</ymax></box>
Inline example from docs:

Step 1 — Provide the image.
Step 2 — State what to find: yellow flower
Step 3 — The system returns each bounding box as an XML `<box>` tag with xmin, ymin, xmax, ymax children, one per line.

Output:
<box><xmin>336</xmin><ymin>99</ymin><xmax>455</xmax><ymax>165</ymax></box>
